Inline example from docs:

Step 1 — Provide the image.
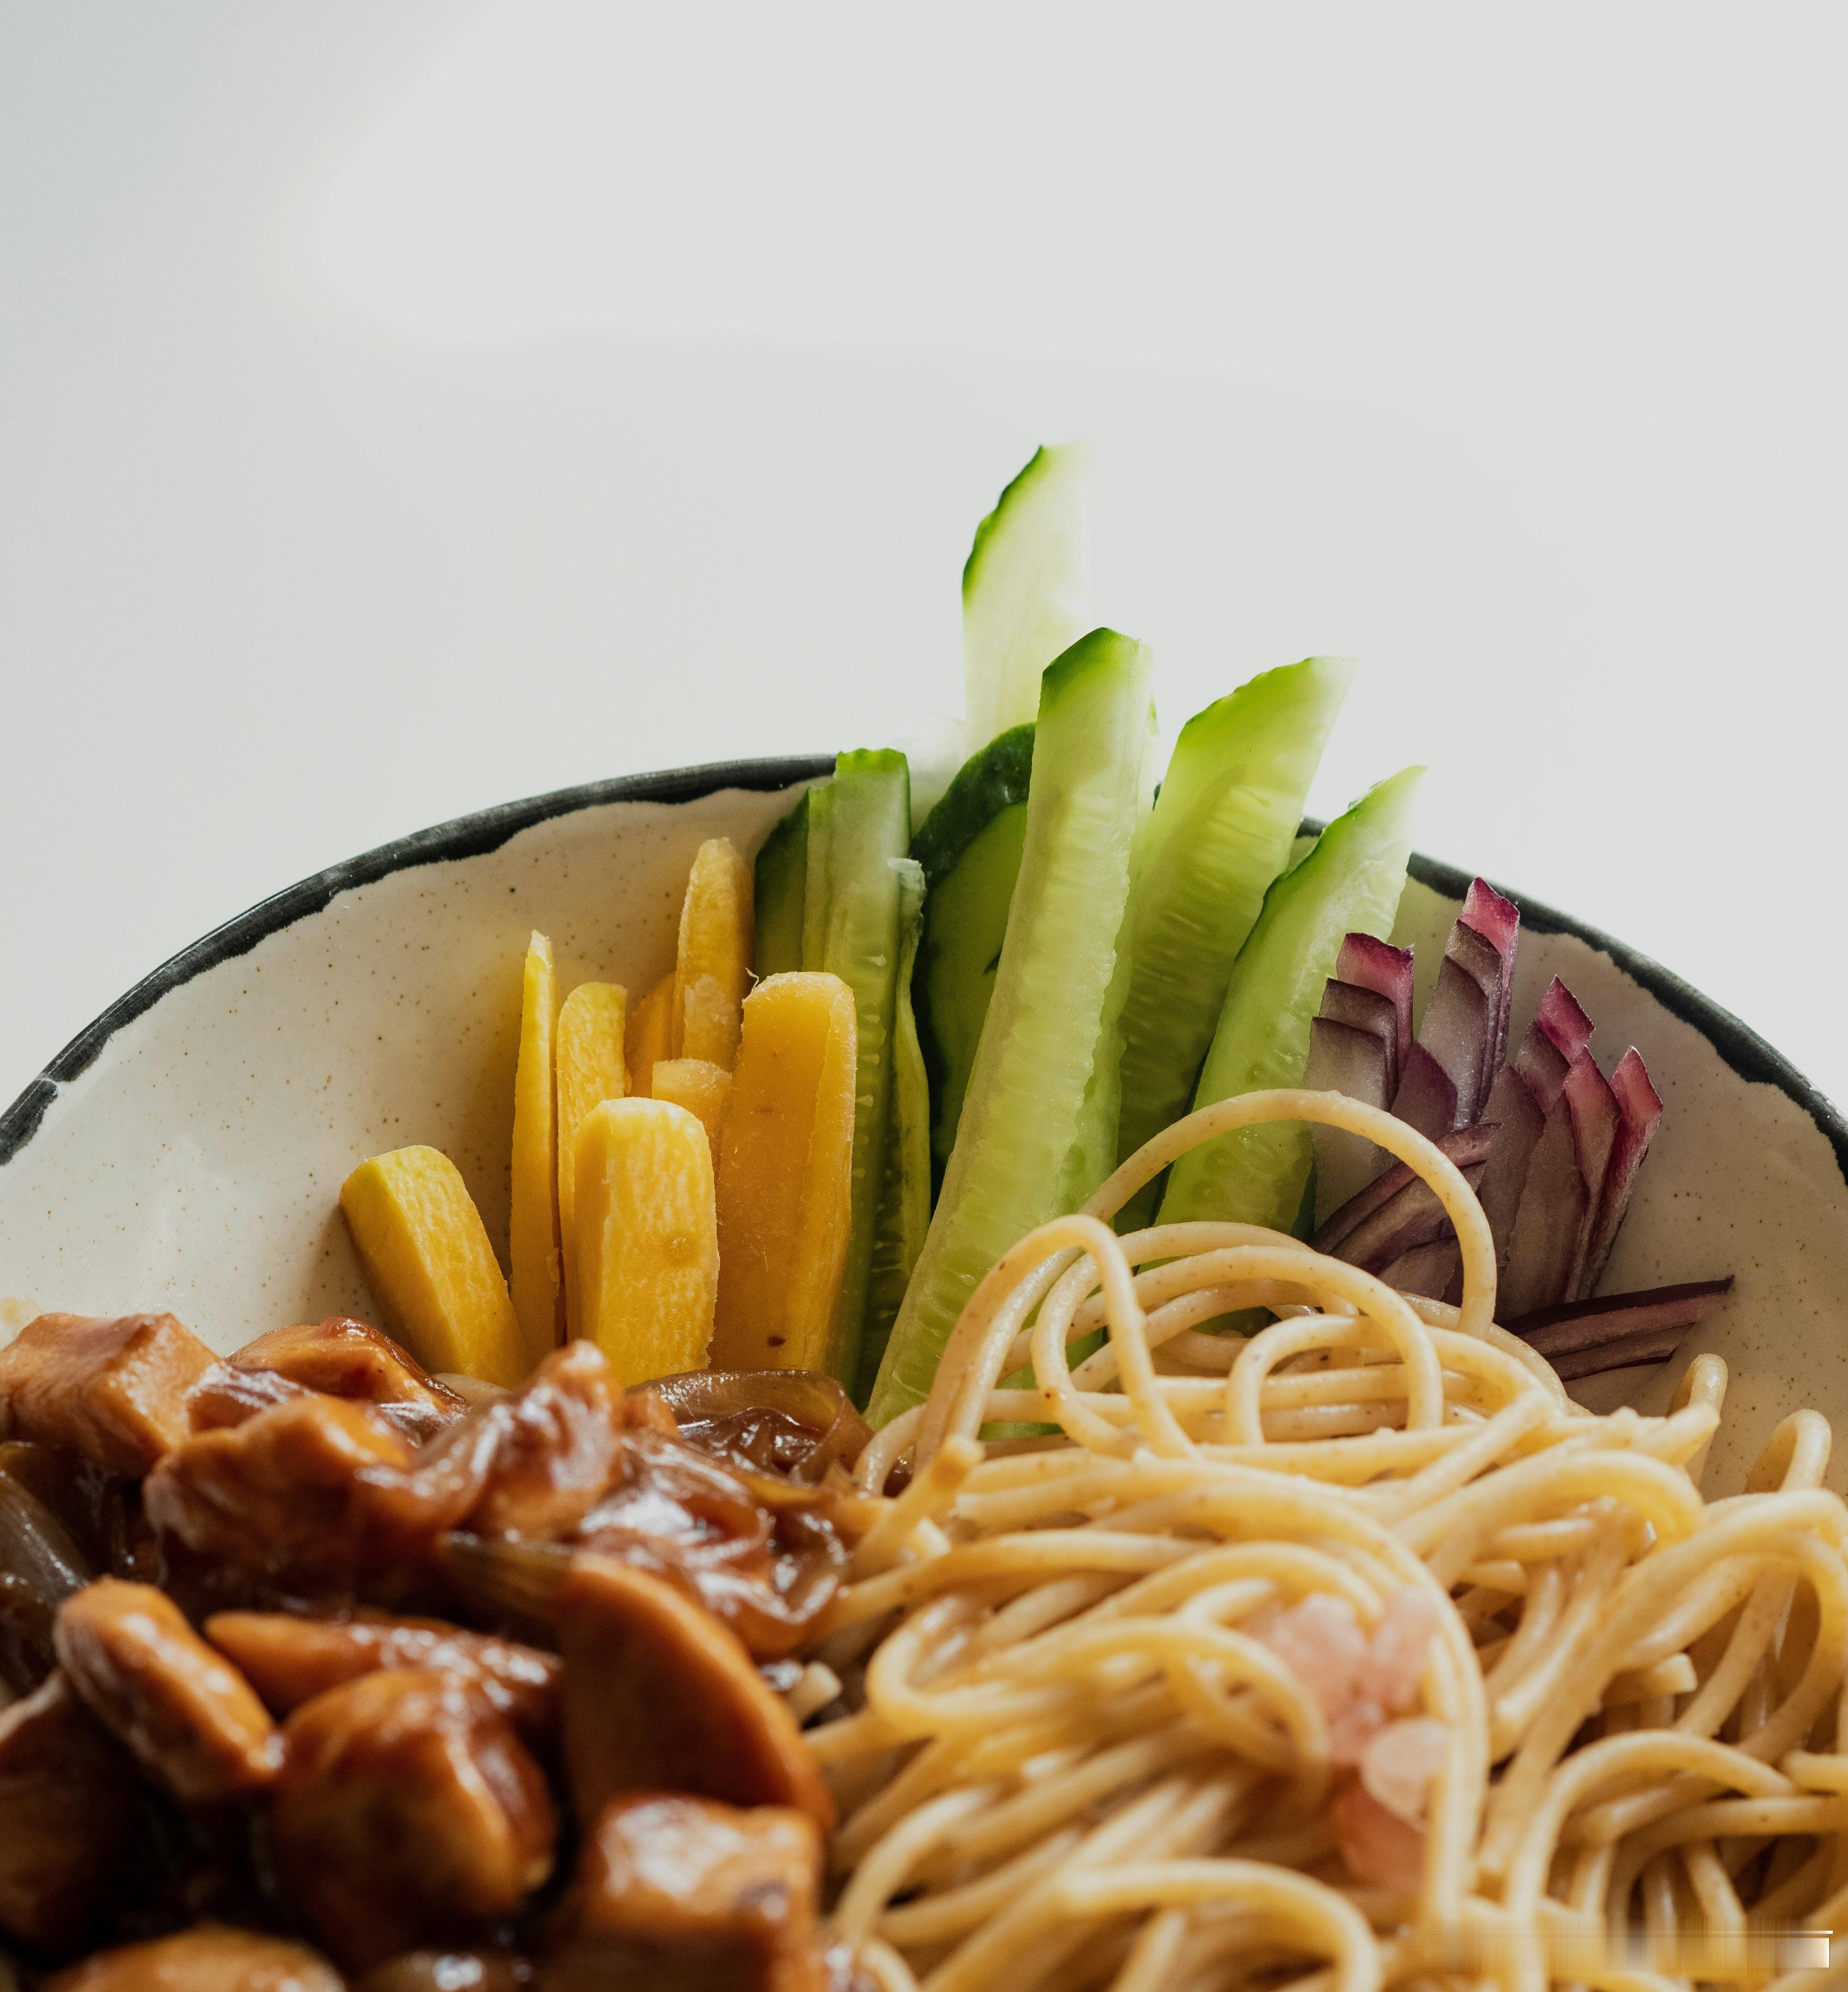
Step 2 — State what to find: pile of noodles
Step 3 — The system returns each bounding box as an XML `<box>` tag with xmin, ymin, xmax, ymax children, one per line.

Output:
<box><xmin>808</xmin><ymin>1091</ymin><xmax>1848</xmax><ymax>1992</ymax></box>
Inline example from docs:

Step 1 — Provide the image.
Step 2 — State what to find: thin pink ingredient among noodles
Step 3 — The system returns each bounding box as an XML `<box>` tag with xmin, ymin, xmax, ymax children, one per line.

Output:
<box><xmin>1332</xmin><ymin>1780</ymin><xmax>1427</xmax><ymax>1891</ymax></box>
<box><xmin>1360</xmin><ymin>1715</ymin><xmax>1449</xmax><ymax>1823</ymax></box>
<box><xmin>1250</xmin><ymin>1587</ymin><xmax>1445</xmax><ymax>1766</ymax></box>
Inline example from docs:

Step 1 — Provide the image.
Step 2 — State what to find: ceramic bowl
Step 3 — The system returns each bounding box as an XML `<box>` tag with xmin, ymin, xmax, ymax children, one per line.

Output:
<box><xmin>2</xmin><ymin>757</ymin><xmax>1844</xmax><ymax>1497</ymax></box>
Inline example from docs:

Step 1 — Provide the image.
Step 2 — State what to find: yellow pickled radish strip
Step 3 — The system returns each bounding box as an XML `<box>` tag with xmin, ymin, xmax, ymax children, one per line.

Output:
<box><xmin>680</xmin><ymin>974</ymin><xmax>742</xmax><ymax>1068</ymax></box>
<box><xmin>339</xmin><ymin>1147</ymin><xmax>526</xmax><ymax>1388</ymax></box>
<box><xmin>556</xmin><ymin>981</ymin><xmax>628</xmax><ymax>1339</ymax></box>
<box><xmin>508</xmin><ymin>931</ymin><xmax>563</xmax><ymax>1368</ymax></box>
<box><xmin>711</xmin><ymin>972</ymin><xmax>857</xmax><ymax>1375</ymax></box>
<box><xmin>672</xmin><ymin>838</ymin><xmax>754</xmax><ymax>1063</ymax></box>
<box><xmin>573</xmin><ymin>1098</ymin><xmax>718</xmax><ymax>1387</ymax></box>
<box><xmin>650</xmin><ymin>1057</ymin><xmax>732</xmax><ymax>1173</ymax></box>
<box><xmin>626</xmin><ymin>972</ymin><xmax>675</xmax><ymax>1097</ymax></box>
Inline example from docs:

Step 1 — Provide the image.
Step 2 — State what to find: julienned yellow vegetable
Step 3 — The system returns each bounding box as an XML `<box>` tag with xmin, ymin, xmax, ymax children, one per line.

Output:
<box><xmin>711</xmin><ymin>972</ymin><xmax>857</xmax><ymax>1376</ymax></box>
<box><xmin>507</xmin><ymin>931</ymin><xmax>563</xmax><ymax>1369</ymax></box>
<box><xmin>556</xmin><ymin>981</ymin><xmax>628</xmax><ymax>1338</ymax></box>
<box><xmin>673</xmin><ymin>837</ymin><xmax>754</xmax><ymax>1065</ymax></box>
<box><xmin>650</xmin><ymin>1057</ymin><xmax>731</xmax><ymax>1171</ymax></box>
<box><xmin>573</xmin><ymin>1098</ymin><xmax>718</xmax><ymax>1387</ymax></box>
<box><xmin>339</xmin><ymin>1147</ymin><xmax>526</xmax><ymax>1388</ymax></box>
<box><xmin>626</xmin><ymin>972</ymin><xmax>675</xmax><ymax>1097</ymax></box>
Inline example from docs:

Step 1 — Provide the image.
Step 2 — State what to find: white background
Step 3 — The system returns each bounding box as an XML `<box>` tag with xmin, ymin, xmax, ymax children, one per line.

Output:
<box><xmin>3</xmin><ymin>2</ymin><xmax>1845</xmax><ymax>1112</ymax></box>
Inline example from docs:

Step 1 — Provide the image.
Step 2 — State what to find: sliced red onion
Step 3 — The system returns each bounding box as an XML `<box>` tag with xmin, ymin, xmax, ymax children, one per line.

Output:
<box><xmin>1447</xmin><ymin>918</ymin><xmax>1510</xmax><ymax>1090</ymax></box>
<box><xmin>1560</xmin><ymin>1052</ymin><xmax>1621</xmax><ymax>1302</ymax></box>
<box><xmin>1312</xmin><ymin>1123</ymin><xmax>1497</xmax><ymax>1257</ymax></box>
<box><xmin>1305</xmin><ymin>1013</ymin><xmax>1397</xmax><ymax>1225</ymax></box>
<box><xmin>1499</xmin><ymin>1093</ymin><xmax>1589</xmax><ymax>1319</ymax></box>
<box><xmin>1460</xmin><ymin>878</ymin><xmax>1520</xmax><ymax>1059</ymax></box>
<box><xmin>1543</xmin><ymin>1328</ymin><xmax>1688</xmax><ymax>1383</ymax></box>
<box><xmin>1391</xmin><ymin>1043</ymin><xmax>1459</xmax><ymax>1141</ymax></box>
<box><xmin>1509</xmin><ymin>1276</ymin><xmax>1733</xmax><ymax>1356</ymax></box>
<box><xmin>1318</xmin><ymin>979</ymin><xmax>1401</xmax><ymax>1089</ymax></box>
<box><xmin>1337</xmin><ymin>933</ymin><xmax>1414</xmax><ymax>1070</ymax></box>
<box><xmin>1580</xmin><ymin>1048</ymin><xmax>1665</xmax><ymax>1296</ymax></box>
<box><xmin>1537</xmin><ymin>977</ymin><xmax>1594</xmax><ymax>1063</ymax></box>
<box><xmin>1514</xmin><ymin>1022</ymin><xmax>1571</xmax><ymax>1115</ymax></box>
<box><xmin>1474</xmin><ymin>1064</ymin><xmax>1546</xmax><ymax>1273</ymax></box>
<box><xmin>1336</xmin><ymin>1161</ymin><xmax>1488</xmax><ymax>1276</ymax></box>
<box><xmin>1375</xmin><ymin>1239</ymin><xmax>1460</xmax><ymax>1302</ymax></box>
<box><xmin>1417</xmin><ymin>955</ymin><xmax>1491</xmax><ymax>1127</ymax></box>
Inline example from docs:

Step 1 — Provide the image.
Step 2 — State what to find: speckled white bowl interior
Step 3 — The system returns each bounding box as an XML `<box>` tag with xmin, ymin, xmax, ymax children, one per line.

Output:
<box><xmin>3</xmin><ymin>759</ymin><xmax>1844</xmax><ymax>1498</ymax></box>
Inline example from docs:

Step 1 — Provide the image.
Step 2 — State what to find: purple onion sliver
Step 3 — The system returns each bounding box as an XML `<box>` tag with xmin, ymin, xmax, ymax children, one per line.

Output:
<box><xmin>1304</xmin><ymin>1015</ymin><xmax>1393</xmax><ymax>1108</ymax></box>
<box><xmin>1475</xmin><ymin>1065</ymin><xmax>1546</xmax><ymax>1272</ymax></box>
<box><xmin>1514</xmin><ymin>1023</ymin><xmax>1570</xmax><ymax>1116</ymax></box>
<box><xmin>1580</xmin><ymin>1047</ymin><xmax>1665</xmax><ymax>1298</ymax></box>
<box><xmin>1391</xmin><ymin>1043</ymin><xmax>1459</xmax><ymax>1142</ymax></box>
<box><xmin>1342</xmin><ymin>1166</ymin><xmax>1487</xmax><ymax>1276</ymax></box>
<box><xmin>1311</xmin><ymin>1122</ymin><xmax>1497</xmax><ymax>1255</ymax></box>
<box><xmin>1317</xmin><ymin>979</ymin><xmax>1401</xmax><ymax>1098</ymax></box>
<box><xmin>1507</xmin><ymin>1277</ymin><xmax>1733</xmax><ymax>1355</ymax></box>
<box><xmin>1561</xmin><ymin>1052</ymin><xmax>1621</xmax><ymax>1302</ymax></box>
<box><xmin>1415</xmin><ymin>956</ymin><xmax>1490</xmax><ymax>1128</ymax></box>
<box><xmin>1537</xmin><ymin>977</ymin><xmax>1594</xmax><ymax>1063</ymax></box>
<box><xmin>1375</xmin><ymin>1238</ymin><xmax>1460</xmax><ymax>1302</ymax></box>
<box><xmin>1461</xmin><ymin>878</ymin><xmax>1520</xmax><ymax>968</ymax></box>
<box><xmin>1337</xmin><ymin>932</ymin><xmax>1414</xmax><ymax>1069</ymax></box>
<box><xmin>1499</xmin><ymin>1095</ymin><xmax>1588</xmax><ymax>1318</ymax></box>
<box><xmin>1443</xmin><ymin>919</ymin><xmax>1507</xmax><ymax>1098</ymax></box>
<box><xmin>1544</xmin><ymin>1325</ymin><xmax>1691</xmax><ymax>1383</ymax></box>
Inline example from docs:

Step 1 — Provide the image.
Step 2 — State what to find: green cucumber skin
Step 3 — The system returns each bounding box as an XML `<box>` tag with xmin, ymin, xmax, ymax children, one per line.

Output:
<box><xmin>917</xmin><ymin>801</ymin><xmax>1027</xmax><ymax>1186</ymax></box>
<box><xmin>869</xmin><ymin>629</ymin><xmax>1155</xmax><ymax>1427</ymax></box>
<box><xmin>962</xmin><ymin>444</ymin><xmax>1093</xmax><ymax>753</ymax></box>
<box><xmin>754</xmin><ymin>791</ymin><xmax>810</xmax><ymax>980</ymax></box>
<box><xmin>804</xmin><ymin>750</ymin><xmax>912</xmax><ymax>1386</ymax></box>
<box><xmin>1157</xmin><ymin>765</ymin><xmax>1423</xmax><ymax>1238</ymax></box>
<box><xmin>857</xmin><ymin>857</ymin><xmax>931</xmax><ymax>1405</ymax></box>
<box><xmin>1114</xmin><ymin>657</ymin><xmax>1356</xmax><ymax>1221</ymax></box>
<box><xmin>911</xmin><ymin>723</ymin><xmax>1034</xmax><ymax>887</ymax></box>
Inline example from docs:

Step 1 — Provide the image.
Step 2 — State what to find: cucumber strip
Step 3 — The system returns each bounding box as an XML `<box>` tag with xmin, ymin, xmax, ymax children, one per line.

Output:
<box><xmin>962</xmin><ymin>444</ymin><xmax>1094</xmax><ymax>753</ymax></box>
<box><xmin>801</xmin><ymin>750</ymin><xmax>912</xmax><ymax>1386</ymax></box>
<box><xmin>1157</xmin><ymin>766</ymin><xmax>1423</xmax><ymax>1238</ymax></box>
<box><xmin>869</xmin><ymin>630</ymin><xmax>1156</xmax><ymax>1427</ymax></box>
<box><xmin>1114</xmin><ymin>658</ymin><xmax>1356</xmax><ymax>1220</ymax></box>
<box><xmin>910</xmin><ymin>724</ymin><xmax>1035</xmax><ymax>1185</ymax></box>
<box><xmin>753</xmin><ymin>791</ymin><xmax>810</xmax><ymax>979</ymax></box>
<box><xmin>857</xmin><ymin>857</ymin><xmax>930</xmax><ymax>1404</ymax></box>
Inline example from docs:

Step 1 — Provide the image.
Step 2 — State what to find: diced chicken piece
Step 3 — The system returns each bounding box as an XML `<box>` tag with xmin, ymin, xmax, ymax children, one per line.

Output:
<box><xmin>206</xmin><ymin>1609</ymin><xmax>560</xmax><ymax>1740</ymax></box>
<box><xmin>55</xmin><ymin>1578</ymin><xmax>280</xmax><ymax>1802</ymax></box>
<box><xmin>0</xmin><ymin>1313</ymin><xmax>216</xmax><ymax>1477</ymax></box>
<box><xmin>145</xmin><ymin>1393</ymin><xmax>425</xmax><ymax>1598</ymax></box>
<box><xmin>419</xmin><ymin>1341</ymin><xmax>623</xmax><ymax>1542</ymax></box>
<box><xmin>556</xmin><ymin>1555</ymin><xmax>833</xmax><ymax>1834</ymax></box>
<box><xmin>355</xmin><ymin>1954</ymin><xmax>529</xmax><ymax>1992</ymax></box>
<box><xmin>0</xmin><ymin>1671</ymin><xmax>135</xmax><ymax>1954</ymax></box>
<box><xmin>272</xmin><ymin>1668</ymin><xmax>557</xmax><ymax>1969</ymax></box>
<box><xmin>185</xmin><ymin>1362</ymin><xmax>310</xmax><ymax>1433</ymax></box>
<box><xmin>546</xmin><ymin>1793</ymin><xmax>825</xmax><ymax>1992</ymax></box>
<box><xmin>42</xmin><ymin>1925</ymin><xmax>343</xmax><ymax>1991</ymax></box>
<box><xmin>231</xmin><ymin>1317</ymin><xmax>466</xmax><ymax>1444</ymax></box>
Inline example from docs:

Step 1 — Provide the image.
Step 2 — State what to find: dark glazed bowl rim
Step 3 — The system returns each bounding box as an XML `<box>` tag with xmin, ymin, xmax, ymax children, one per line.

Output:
<box><xmin>5</xmin><ymin>760</ymin><xmax>1844</xmax><ymax>1190</ymax></box>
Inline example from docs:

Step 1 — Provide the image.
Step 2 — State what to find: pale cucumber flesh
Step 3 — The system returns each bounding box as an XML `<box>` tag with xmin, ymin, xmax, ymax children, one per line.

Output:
<box><xmin>1157</xmin><ymin>765</ymin><xmax>1423</xmax><ymax>1238</ymax></box>
<box><xmin>869</xmin><ymin>629</ymin><xmax>1155</xmax><ymax>1426</ymax></box>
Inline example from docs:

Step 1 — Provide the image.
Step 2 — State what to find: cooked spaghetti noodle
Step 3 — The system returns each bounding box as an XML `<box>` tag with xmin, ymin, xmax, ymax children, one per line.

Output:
<box><xmin>813</xmin><ymin>1090</ymin><xmax>1848</xmax><ymax>1992</ymax></box>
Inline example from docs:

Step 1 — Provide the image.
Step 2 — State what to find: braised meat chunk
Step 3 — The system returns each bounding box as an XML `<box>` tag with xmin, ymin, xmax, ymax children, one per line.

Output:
<box><xmin>54</xmin><ymin>1578</ymin><xmax>280</xmax><ymax>1803</ymax></box>
<box><xmin>357</xmin><ymin>1955</ymin><xmax>531</xmax><ymax>1990</ymax></box>
<box><xmin>206</xmin><ymin>1609</ymin><xmax>560</xmax><ymax>1741</ymax></box>
<box><xmin>552</xmin><ymin>1553</ymin><xmax>833</xmax><ymax>1834</ymax></box>
<box><xmin>0</xmin><ymin>1671</ymin><xmax>135</xmax><ymax>1955</ymax></box>
<box><xmin>146</xmin><ymin>1392</ymin><xmax>425</xmax><ymax>1600</ymax></box>
<box><xmin>0</xmin><ymin>1313</ymin><xmax>215</xmax><ymax>1477</ymax></box>
<box><xmin>271</xmin><ymin>1668</ymin><xmax>557</xmax><ymax>1969</ymax></box>
<box><xmin>231</xmin><ymin>1317</ymin><xmax>467</xmax><ymax>1444</ymax></box>
<box><xmin>546</xmin><ymin>1793</ymin><xmax>826</xmax><ymax>1992</ymax></box>
<box><xmin>42</xmin><ymin>1925</ymin><xmax>343</xmax><ymax>1990</ymax></box>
